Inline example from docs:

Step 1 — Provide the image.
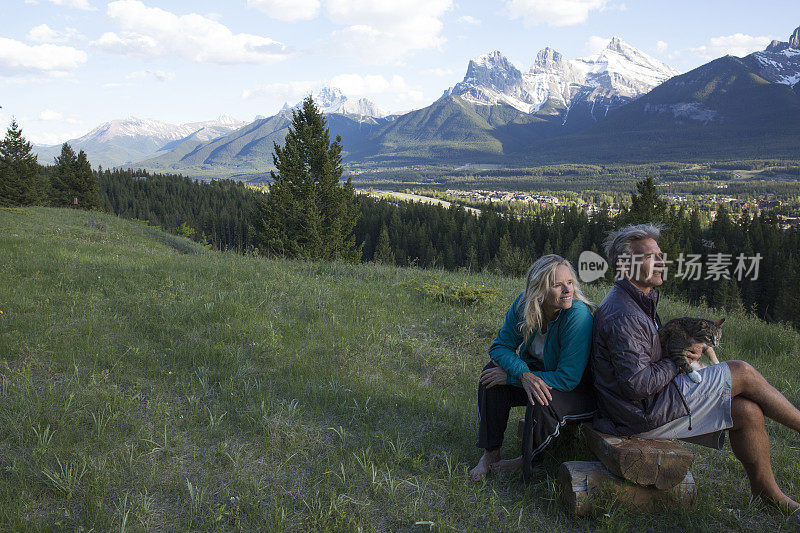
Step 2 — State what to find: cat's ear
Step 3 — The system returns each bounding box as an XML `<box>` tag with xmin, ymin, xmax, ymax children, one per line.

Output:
<box><xmin>714</xmin><ymin>318</ymin><xmax>726</xmax><ymax>327</ymax></box>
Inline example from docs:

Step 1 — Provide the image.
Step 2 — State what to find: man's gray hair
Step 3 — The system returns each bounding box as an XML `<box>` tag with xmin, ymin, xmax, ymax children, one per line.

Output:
<box><xmin>604</xmin><ymin>223</ymin><xmax>663</xmax><ymax>275</ymax></box>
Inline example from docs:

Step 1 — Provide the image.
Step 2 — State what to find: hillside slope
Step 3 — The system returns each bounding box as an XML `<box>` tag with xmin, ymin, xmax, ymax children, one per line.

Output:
<box><xmin>1</xmin><ymin>207</ymin><xmax>798</xmax><ymax>530</ymax></box>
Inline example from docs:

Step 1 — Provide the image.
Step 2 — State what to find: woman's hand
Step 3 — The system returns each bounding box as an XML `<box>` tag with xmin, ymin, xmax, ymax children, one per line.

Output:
<box><xmin>479</xmin><ymin>364</ymin><xmax>508</xmax><ymax>388</ymax></box>
<box><xmin>521</xmin><ymin>372</ymin><xmax>553</xmax><ymax>406</ymax></box>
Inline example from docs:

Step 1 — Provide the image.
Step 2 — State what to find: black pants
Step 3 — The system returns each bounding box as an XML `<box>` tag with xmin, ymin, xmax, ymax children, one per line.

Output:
<box><xmin>476</xmin><ymin>361</ymin><xmax>596</xmax><ymax>479</ymax></box>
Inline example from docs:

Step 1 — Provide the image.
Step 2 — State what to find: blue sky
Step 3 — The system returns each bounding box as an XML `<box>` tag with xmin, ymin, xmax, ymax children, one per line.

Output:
<box><xmin>2</xmin><ymin>0</ymin><xmax>799</xmax><ymax>144</ymax></box>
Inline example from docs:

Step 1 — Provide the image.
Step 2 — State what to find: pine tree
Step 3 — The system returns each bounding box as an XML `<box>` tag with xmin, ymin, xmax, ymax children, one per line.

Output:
<box><xmin>623</xmin><ymin>177</ymin><xmax>668</xmax><ymax>225</ymax></box>
<box><xmin>252</xmin><ymin>96</ymin><xmax>361</xmax><ymax>261</ymax></box>
<box><xmin>494</xmin><ymin>235</ymin><xmax>529</xmax><ymax>277</ymax></box>
<box><xmin>373</xmin><ymin>226</ymin><xmax>395</xmax><ymax>265</ymax></box>
<box><xmin>49</xmin><ymin>143</ymin><xmax>101</xmax><ymax>209</ymax></box>
<box><xmin>0</xmin><ymin>119</ymin><xmax>44</xmax><ymax>206</ymax></box>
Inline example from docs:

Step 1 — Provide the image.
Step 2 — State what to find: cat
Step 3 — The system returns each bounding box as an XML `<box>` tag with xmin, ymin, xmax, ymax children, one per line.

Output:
<box><xmin>659</xmin><ymin>317</ymin><xmax>725</xmax><ymax>383</ymax></box>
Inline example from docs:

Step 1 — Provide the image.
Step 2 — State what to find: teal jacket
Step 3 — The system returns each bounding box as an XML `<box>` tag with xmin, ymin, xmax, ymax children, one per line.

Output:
<box><xmin>488</xmin><ymin>293</ymin><xmax>593</xmax><ymax>392</ymax></box>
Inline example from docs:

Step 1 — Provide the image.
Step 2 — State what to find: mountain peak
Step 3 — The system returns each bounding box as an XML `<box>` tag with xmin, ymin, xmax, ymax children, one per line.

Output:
<box><xmin>790</xmin><ymin>25</ymin><xmax>800</xmax><ymax>49</ymax></box>
<box><xmin>446</xmin><ymin>37</ymin><xmax>679</xmax><ymax>118</ymax></box>
<box><xmin>463</xmin><ymin>50</ymin><xmax>521</xmax><ymax>86</ymax></box>
<box><xmin>767</xmin><ymin>39</ymin><xmax>789</xmax><ymax>53</ymax></box>
<box><xmin>285</xmin><ymin>86</ymin><xmax>386</xmax><ymax>119</ymax></box>
<box><xmin>533</xmin><ymin>47</ymin><xmax>566</xmax><ymax>68</ymax></box>
<box><xmin>607</xmin><ymin>36</ymin><xmax>625</xmax><ymax>52</ymax></box>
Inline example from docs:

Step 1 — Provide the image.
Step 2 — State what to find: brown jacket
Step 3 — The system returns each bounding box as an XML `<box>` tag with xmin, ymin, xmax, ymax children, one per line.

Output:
<box><xmin>590</xmin><ymin>279</ymin><xmax>688</xmax><ymax>435</ymax></box>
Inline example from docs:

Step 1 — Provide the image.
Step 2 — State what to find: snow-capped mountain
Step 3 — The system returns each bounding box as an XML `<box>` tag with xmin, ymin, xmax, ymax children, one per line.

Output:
<box><xmin>35</xmin><ymin>115</ymin><xmax>246</xmax><ymax>168</ymax></box>
<box><xmin>750</xmin><ymin>25</ymin><xmax>800</xmax><ymax>89</ymax></box>
<box><xmin>444</xmin><ymin>38</ymin><xmax>679</xmax><ymax>123</ymax></box>
<box><xmin>283</xmin><ymin>86</ymin><xmax>387</xmax><ymax>120</ymax></box>
<box><xmin>74</xmin><ymin>115</ymin><xmax>246</xmax><ymax>146</ymax></box>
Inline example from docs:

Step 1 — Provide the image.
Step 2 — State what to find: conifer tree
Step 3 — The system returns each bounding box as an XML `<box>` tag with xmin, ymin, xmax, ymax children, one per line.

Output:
<box><xmin>49</xmin><ymin>143</ymin><xmax>101</xmax><ymax>209</ymax></box>
<box><xmin>373</xmin><ymin>225</ymin><xmax>395</xmax><ymax>265</ymax></box>
<box><xmin>252</xmin><ymin>96</ymin><xmax>361</xmax><ymax>261</ymax></box>
<box><xmin>0</xmin><ymin>119</ymin><xmax>44</xmax><ymax>206</ymax></box>
<box><xmin>623</xmin><ymin>177</ymin><xmax>668</xmax><ymax>225</ymax></box>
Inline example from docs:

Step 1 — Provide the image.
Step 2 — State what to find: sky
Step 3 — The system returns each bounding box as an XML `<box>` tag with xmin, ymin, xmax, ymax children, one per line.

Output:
<box><xmin>2</xmin><ymin>0</ymin><xmax>800</xmax><ymax>145</ymax></box>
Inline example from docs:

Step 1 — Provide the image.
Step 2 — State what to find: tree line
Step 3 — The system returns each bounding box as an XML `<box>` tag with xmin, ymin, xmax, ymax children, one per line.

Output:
<box><xmin>3</xmin><ymin>113</ymin><xmax>800</xmax><ymax>329</ymax></box>
<box><xmin>0</xmin><ymin>120</ymin><xmax>101</xmax><ymax>210</ymax></box>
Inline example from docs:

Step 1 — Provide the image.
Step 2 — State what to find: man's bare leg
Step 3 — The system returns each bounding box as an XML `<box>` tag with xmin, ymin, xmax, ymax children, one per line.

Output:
<box><xmin>728</xmin><ymin>360</ymin><xmax>800</xmax><ymax>432</ymax></box>
<box><xmin>728</xmin><ymin>397</ymin><xmax>800</xmax><ymax>513</ymax></box>
<box><xmin>469</xmin><ymin>449</ymin><xmax>501</xmax><ymax>482</ymax></box>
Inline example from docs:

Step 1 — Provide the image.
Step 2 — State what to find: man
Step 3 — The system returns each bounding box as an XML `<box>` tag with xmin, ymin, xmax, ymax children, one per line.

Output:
<box><xmin>591</xmin><ymin>223</ymin><xmax>800</xmax><ymax>513</ymax></box>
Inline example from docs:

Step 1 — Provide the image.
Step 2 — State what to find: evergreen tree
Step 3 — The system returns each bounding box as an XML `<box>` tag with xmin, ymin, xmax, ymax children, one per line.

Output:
<box><xmin>623</xmin><ymin>177</ymin><xmax>668</xmax><ymax>225</ymax></box>
<box><xmin>373</xmin><ymin>225</ymin><xmax>395</xmax><ymax>265</ymax></box>
<box><xmin>494</xmin><ymin>235</ymin><xmax>530</xmax><ymax>277</ymax></box>
<box><xmin>49</xmin><ymin>143</ymin><xmax>101</xmax><ymax>209</ymax></box>
<box><xmin>0</xmin><ymin>119</ymin><xmax>43</xmax><ymax>206</ymax></box>
<box><xmin>252</xmin><ymin>96</ymin><xmax>361</xmax><ymax>261</ymax></box>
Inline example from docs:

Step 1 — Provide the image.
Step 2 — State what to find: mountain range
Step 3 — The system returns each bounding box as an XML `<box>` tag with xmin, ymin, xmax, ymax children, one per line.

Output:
<box><xmin>33</xmin><ymin>24</ymin><xmax>800</xmax><ymax>173</ymax></box>
<box><xmin>35</xmin><ymin>115</ymin><xmax>246</xmax><ymax>168</ymax></box>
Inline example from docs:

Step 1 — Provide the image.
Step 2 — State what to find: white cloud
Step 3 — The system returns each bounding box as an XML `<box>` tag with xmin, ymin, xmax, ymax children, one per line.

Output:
<box><xmin>30</xmin><ymin>0</ymin><xmax>97</xmax><ymax>10</ymax></box>
<box><xmin>38</xmin><ymin>109</ymin><xmax>63</xmax><ymax>120</ymax></box>
<box><xmin>28</xmin><ymin>128</ymin><xmax>88</xmax><ymax>145</ymax></box>
<box><xmin>330</xmin><ymin>73</ymin><xmax>417</xmax><ymax>97</ymax></box>
<box><xmin>243</xmin><ymin>74</ymin><xmax>425</xmax><ymax>106</ymax></box>
<box><xmin>242</xmin><ymin>80</ymin><xmax>319</xmax><ymax>101</ymax></box>
<box><xmin>504</xmin><ymin>0</ymin><xmax>607</xmax><ymax>27</ymax></box>
<box><xmin>27</xmin><ymin>24</ymin><xmax>84</xmax><ymax>44</ymax></box>
<box><xmin>585</xmin><ymin>35</ymin><xmax>610</xmax><ymax>55</ymax></box>
<box><xmin>688</xmin><ymin>33</ymin><xmax>774</xmax><ymax>60</ymax></box>
<box><xmin>458</xmin><ymin>15</ymin><xmax>481</xmax><ymax>25</ymax></box>
<box><xmin>126</xmin><ymin>69</ymin><xmax>175</xmax><ymax>81</ymax></box>
<box><xmin>326</xmin><ymin>0</ymin><xmax>453</xmax><ymax>64</ymax></box>
<box><xmin>0</xmin><ymin>38</ymin><xmax>87</xmax><ymax>76</ymax></box>
<box><xmin>421</xmin><ymin>67</ymin><xmax>453</xmax><ymax>76</ymax></box>
<box><xmin>656</xmin><ymin>40</ymin><xmax>668</xmax><ymax>53</ymax></box>
<box><xmin>247</xmin><ymin>0</ymin><xmax>321</xmax><ymax>21</ymax></box>
<box><xmin>91</xmin><ymin>0</ymin><xmax>290</xmax><ymax>64</ymax></box>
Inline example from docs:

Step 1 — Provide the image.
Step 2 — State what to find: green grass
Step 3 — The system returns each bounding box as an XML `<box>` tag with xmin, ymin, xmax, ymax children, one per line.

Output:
<box><xmin>1</xmin><ymin>207</ymin><xmax>799</xmax><ymax>531</ymax></box>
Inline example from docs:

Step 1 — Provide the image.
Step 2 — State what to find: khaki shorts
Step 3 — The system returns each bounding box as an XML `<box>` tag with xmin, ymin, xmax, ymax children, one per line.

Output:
<box><xmin>634</xmin><ymin>362</ymin><xmax>733</xmax><ymax>450</ymax></box>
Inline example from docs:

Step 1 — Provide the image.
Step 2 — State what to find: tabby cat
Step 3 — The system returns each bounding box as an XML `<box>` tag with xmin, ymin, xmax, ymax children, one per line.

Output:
<box><xmin>659</xmin><ymin>317</ymin><xmax>725</xmax><ymax>383</ymax></box>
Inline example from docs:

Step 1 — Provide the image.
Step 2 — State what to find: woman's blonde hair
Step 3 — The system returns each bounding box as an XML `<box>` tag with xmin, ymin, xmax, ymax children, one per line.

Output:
<box><xmin>519</xmin><ymin>254</ymin><xmax>595</xmax><ymax>341</ymax></box>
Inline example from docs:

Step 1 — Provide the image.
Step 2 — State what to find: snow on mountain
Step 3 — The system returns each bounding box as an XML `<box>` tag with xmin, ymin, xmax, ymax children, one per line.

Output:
<box><xmin>751</xmin><ymin>25</ymin><xmax>800</xmax><ymax>88</ymax></box>
<box><xmin>74</xmin><ymin>115</ymin><xmax>246</xmax><ymax>146</ymax></box>
<box><xmin>444</xmin><ymin>37</ymin><xmax>679</xmax><ymax>121</ymax></box>
<box><xmin>34</xmin><ymin>114</ymin><xmax>246</xmax><ymax>168</ymax></box>
<box><xmin>182</xmin><ymin>115</ymin><xmax>248</xmax><ymax>142</ymax></box>
<box><xmin>284</xmin><ymin>86</ymin><xmax>387</xmax><ymax>120</ymax></box>
<box><xmin>444</xmin><ymin>50</ymin><xmax>539</xmax><ymax>112</ymax></box>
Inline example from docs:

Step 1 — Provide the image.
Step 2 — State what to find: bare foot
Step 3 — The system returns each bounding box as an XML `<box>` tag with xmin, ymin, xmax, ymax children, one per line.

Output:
<box><xmin>761</xmin><ymin>493</ymin><xmax>800</xmax><ymax>515</ymax></box>
<box><xmin>490</xmin><ymin>455</ymin><xmax>523</xmax><ymax>474</ymax></box>
<box><xmin>469</xmin><ymin>449</ymin><xmax>500</xmax><ymax>482</ymax></box>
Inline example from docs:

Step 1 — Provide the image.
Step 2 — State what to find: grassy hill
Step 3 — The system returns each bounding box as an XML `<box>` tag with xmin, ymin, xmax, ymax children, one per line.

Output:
<box><xmin>1</xmin><ymin>207</ymin><xmax>799</xmax><ymax>531</ymax></box>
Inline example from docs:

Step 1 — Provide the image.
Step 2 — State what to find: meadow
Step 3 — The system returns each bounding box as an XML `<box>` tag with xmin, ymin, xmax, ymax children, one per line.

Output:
<box><xmin>1</xmin><ymin>207</ymin><xmax>799</xmax><ymax>531</ymax></box>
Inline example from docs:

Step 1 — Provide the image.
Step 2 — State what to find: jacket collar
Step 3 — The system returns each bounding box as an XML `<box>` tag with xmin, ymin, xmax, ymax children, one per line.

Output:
<box><xmin>615</xmin><ymin>278</ymin><xmax>659</xmax><ymax>320</ymax></box>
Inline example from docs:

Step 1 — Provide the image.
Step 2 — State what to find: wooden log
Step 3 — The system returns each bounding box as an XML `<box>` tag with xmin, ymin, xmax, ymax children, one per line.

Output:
<box><xmin>583</xmin><ymin>424</ymin><xmax>694</xmax><ymax>490</ymax></box>
<box><xmin>558</xmin><ymin>461</ymin><xmax>696</xmax><ymax>517</ymax></box>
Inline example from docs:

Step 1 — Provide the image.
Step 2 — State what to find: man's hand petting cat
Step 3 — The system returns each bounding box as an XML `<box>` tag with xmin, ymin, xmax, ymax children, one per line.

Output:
<box><xmin>685</xmin><ymin>343</ymin><xmax>705</xmax><ymax>363</ymax></box>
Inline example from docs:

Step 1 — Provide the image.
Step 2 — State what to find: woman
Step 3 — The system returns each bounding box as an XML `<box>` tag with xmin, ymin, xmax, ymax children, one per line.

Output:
<box><xmin>469</xmin><ymin>254</ymin><xmax>596</xmax><ymax>482</ymax></box>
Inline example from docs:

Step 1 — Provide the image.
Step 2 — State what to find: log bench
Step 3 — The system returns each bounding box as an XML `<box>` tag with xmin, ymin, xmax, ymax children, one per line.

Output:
<box><xmin>517</xmin><ymin>420</ymin><xmax>697</xmax><ymax>516</ymax></box>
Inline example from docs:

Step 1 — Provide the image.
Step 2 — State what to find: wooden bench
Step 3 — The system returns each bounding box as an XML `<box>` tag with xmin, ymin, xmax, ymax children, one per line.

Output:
<box><xmin>517</xmin><ymin>420</ymin><xmax>697</xmax><ymax>516</ymax></box>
